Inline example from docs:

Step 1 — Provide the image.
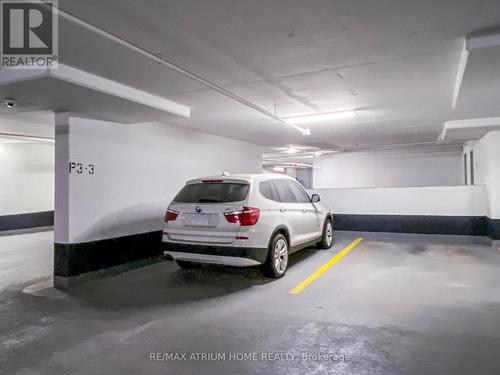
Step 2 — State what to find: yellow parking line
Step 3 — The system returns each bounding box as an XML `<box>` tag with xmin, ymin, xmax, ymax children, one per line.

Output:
<box><xmin>289</xmin><ymin>237</ymin><xmax>364</xmax><ymax>295</ymax></box>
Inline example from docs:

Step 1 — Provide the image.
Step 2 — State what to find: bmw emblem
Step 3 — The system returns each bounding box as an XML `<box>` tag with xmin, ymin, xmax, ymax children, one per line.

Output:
<box><xmin>195</xmin><ymin>206</ymin><xmax>202</xmax><ymax>213</ymax></box>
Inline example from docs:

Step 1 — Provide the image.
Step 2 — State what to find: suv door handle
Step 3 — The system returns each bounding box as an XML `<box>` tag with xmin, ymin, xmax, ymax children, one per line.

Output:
<box><xmin>303</xmin><ymin>209</ymin><xmax>307</xmax><ymax>213</ymax></box>
<box><xmin>280</xmin><ymin>207</ymin><xmax>287</xmax><ymax>213</ymax></box>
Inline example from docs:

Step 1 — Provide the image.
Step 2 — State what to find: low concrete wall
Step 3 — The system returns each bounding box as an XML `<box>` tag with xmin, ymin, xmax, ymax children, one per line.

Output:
<box><xmin>310</xmin><ymin>185</ymin><xmax>488</xmax><ymax>216</ymax></box>
<box><xmin>309</xmin><ymin>185</ymin><xmax>499</xmax><ymax>239</ymax></box>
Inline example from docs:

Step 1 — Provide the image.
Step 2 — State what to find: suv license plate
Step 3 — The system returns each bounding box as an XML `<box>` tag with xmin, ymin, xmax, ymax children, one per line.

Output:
<box><xmin>185</xmin><ymin>214</ymin><xmax>210</xmax><ymax>226</ymax></box>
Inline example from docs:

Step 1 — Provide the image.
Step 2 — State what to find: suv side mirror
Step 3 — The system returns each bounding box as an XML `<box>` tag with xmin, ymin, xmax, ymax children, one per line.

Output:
<box><xmin>311</xmin><ymin>193</ymin><xmax>321</xmax><ymax>203</ymax></box>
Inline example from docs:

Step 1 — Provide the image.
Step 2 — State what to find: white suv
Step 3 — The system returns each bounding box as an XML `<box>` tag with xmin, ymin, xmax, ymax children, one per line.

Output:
<box><xmin>162</xmin><ymin>173</ymin><xmax>333</xmax><ymax>278</ymax></box>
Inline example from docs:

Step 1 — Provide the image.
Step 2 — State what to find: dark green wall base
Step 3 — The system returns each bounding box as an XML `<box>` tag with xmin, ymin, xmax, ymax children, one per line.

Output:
<box><xmin>486</xmin><ymin>217</ymin><xmax>500</xmax><ymax>240</ymax></box>
<box><xmin>0</xmin><ymin>211</ymin><xmax>54</xmax><ymax>232</ymax></box>
<box><xmin>54</xmin><ymin>230</ymin><xmax>163</xmax><ymax>278</ymax></box>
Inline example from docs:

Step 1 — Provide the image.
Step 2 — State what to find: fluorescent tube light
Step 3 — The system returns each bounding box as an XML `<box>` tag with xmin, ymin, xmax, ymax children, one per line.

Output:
<box><xmin>285</xmin><ymin>110</ymin><xmax>357</xmax><ymax>125</ymax></box>
<box><xmin>0</xmin><ymin>133</ymin><xmax>54</xmax><ymax>143</ymax></box>
<box><xmin>284</xmin><ymin>146</ymin><xmax>299</xmax><ymax>154</ymax></box>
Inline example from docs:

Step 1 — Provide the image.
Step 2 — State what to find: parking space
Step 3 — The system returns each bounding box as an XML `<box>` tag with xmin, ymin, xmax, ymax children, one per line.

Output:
<box><xmin>2</xmin><ymin>231</ymin><xmax>500</xmax><ymax>374</ymax></box>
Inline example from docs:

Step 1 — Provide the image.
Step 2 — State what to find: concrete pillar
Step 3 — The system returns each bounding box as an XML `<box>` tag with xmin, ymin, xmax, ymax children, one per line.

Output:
<box><xmin>53</xmin><ymin>113</ymin><xmax>72</xmax><ymax>289</ymax></box>
<box><xmin>52</xmin><ymin>114</ymin><xmax>164</xmax><ymax>288</ymax></box>
<box><xmin>54</xmin><ymin>113</ymin><xmax>70</xmax><ymax>244</ymax></box>
<box><xmin>464</xmin><ymin>130</ymin><xmax>500</xmax><ymax>246</ymax></box>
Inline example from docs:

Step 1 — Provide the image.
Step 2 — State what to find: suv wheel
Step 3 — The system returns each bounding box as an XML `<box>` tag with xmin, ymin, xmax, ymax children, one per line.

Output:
<box><xmin>176</xmin><ymin>260</ymin><xmax>199</xmax><ymax>269</ymax></box>
<box><xmin>262</xmin><ymin>233</ymin><xmax>289</xmax><ymax>278</ymax></box>
<box><xmin>317</xmin><ymin>218</ymin><xmax>334</xmax><ymax>249</ymax></box>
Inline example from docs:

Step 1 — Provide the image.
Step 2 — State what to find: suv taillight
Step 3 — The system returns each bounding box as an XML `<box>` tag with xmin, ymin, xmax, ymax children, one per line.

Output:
<box><xmin>165</xmin><ymin>209</ymin><xmax>178</xmax><ymax>222</ymax></box>
<box><xmin>224</xmin><ymin>207</ymin><xmax>260</xmax><ymax>226</ymax></box>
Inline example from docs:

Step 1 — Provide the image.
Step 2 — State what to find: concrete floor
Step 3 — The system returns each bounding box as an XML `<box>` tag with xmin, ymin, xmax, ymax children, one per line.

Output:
<box><xmin>0</xmin><ymin>231</ymin><xmax>53</xmax><ymax>293</ymax></box>
<box><xmin>1</xmin><ymin>231</ymin><xmax>500</xmax><ymax>374</ymax></box>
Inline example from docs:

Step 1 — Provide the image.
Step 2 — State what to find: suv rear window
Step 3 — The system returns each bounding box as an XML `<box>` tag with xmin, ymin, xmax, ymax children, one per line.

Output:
<box><xmin>173</xmin><ymin>183</ymin><xmax>249</xmax><ymax>203</ymax></box>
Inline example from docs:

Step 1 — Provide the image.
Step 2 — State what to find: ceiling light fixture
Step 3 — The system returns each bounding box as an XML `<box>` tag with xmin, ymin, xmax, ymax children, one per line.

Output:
<box><xmin>4</xmin><ymin>98</ymin><xmax>16</xmax><ymax>108</ymax></box>
<box><xmin>285</xmin><ymin>110</ymin><xmax>357</xmax><ymax>125</ymax></box>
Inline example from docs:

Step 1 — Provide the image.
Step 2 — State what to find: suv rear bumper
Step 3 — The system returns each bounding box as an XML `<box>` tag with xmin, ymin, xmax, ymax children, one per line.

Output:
<box><xmin>162</xmin><ymin>242</ymin><xmax>268</xmax><ymax>267</ymax></box>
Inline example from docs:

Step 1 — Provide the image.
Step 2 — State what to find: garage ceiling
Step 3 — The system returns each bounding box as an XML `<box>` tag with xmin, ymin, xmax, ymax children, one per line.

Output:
<box><xmin>5</xmin><ymin>0</ymin><xmax>500</xmax><ymax>147</ymax></box>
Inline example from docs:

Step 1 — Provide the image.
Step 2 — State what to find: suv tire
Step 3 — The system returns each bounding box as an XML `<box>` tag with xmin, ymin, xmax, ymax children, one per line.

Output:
<box><xmin>317</xmin><ymin>218</ymin><xmax>334</xmax><ymax>249</ymax></box>
<box><xmin>262</xmin><ymin>233</ymin><xmax>289</xmax><ymax>278</ymax></box>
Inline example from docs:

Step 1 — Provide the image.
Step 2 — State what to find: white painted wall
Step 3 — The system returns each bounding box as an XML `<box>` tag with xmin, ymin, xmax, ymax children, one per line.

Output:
<box><xmin>310</xmin><ymin>185</ymin><xmax>488</xmax><ymax>216</ymax></box>
<box><xmin>0</xmin><ymin>111</ymin><xmax>55</xmax><ymax>216</ymax></box>
<box><xmin>0</xmin><ymin>111</ymin><xmax>54</xmax><ymax>138</ymax></box>
<box><xmin>313</xmin><ymin>148</ymin><xmax>463</xmax><ymax>189</ymax></box>
<box><xmin>55</xmin><ymin>115</ymin><xmax>264</xmax><ymax>243</ymax></box>
<box><xmin>0</xmin><ymin>142</ymin><xmax>54</xmax><ymax>215</ymax></box>
<box><xmin>296</xmin><ymin>168</ymin><xmax>312</xmax><ymax>189</ymax></box>
<box><xmin>464</xmin><ymin>130</ymin><xmax>500</xmax><ymax>219</ymax></box>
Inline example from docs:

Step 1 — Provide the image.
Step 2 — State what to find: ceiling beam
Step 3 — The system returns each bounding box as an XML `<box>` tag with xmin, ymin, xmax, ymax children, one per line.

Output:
<box><xmin>467</xmin><ymin>28</ymin><xmax>500</xmax><ymax>50</ymax></box>
<box><xmin>438</xmin><ymin>116</ymin><xmax>500</xmax><ymax>141</ymax></box>
<box><xmin>451</xmin><ymin>29</ymin><xmax>500</xmax><ymax>111</ymax></box>
<box><xmin>452</xmin><ymin>38</ymin><xmax>469</xmax><ymax>110</ymax></box>
<box><xmin>51</xmin><ymin>65</ymin><xmax>190</xmax><ymax>118</ymax></box>
<box><xmin>0</xmin><ymin>64</ymin><xmax>191</xmax><ymax>118</ymax></box>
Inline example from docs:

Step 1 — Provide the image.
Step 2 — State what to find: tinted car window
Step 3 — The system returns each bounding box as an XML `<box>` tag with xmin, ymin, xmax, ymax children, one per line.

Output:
<box><xmin>259</xmin><ymin>181</ymin><xmax>281</xmax><ymax>202</ymax></box>
<box><xmin>271</xmin><ymin>179</ymin><xmax>297</xmax><ymax>203</ymax></box>
<box><xmin>174</xmin><ymin>183</ymin><xmax>249</xmax><ymax>203</ymax></box>
<box><xmin>259</xmin><ymin>181</ymin><xmax>274</xmax><ymax>201</ymax></box>
<box><xmin>287</xmin><ymin>180</ymin><xmax>311</xmax><ymax>203</ymax></box>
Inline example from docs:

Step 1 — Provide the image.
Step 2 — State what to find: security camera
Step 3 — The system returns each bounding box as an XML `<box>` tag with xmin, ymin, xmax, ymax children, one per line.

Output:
<box><xmin>4</xmin><ymin>98</ymin><xmax>16</xmax><ymax>108</ymax></box>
